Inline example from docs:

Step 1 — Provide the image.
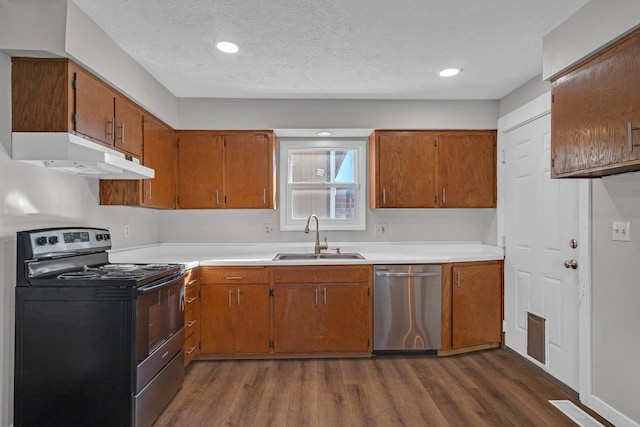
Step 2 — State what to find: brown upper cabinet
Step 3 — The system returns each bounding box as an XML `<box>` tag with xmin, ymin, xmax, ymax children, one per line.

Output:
<box><xmin>438</xmin><ymin>132</ymin><xmax>496</xmax><ymax>208</ymax></box>
<box><xmin>100</xmin><ymin>115</ymin><xmax>177</xmax><ymax>208</ymax></box>
<box><xmin>12</xmin><ymin>58</ymin><xmax>143</xmax><ymax>158</ymax></box>
<box><xmin>551</xmin><ymin>28</ymin><xmax>640</xmax><ymax>178</ymax></box>
<box><xmin>176</xmin><ymin>130</ymin><xmax>276</xmax><ymax>209</ymax></box>
<box><xmin>370</xmin><ymin>130</ymin><xmax>496</xmax><ymax>208</ymax></box>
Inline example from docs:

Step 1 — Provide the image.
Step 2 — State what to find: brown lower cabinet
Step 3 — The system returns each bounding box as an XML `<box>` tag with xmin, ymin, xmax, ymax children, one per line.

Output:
<box><xmin>199</xmin><ymin>267</ymin><xmax>271</xmax><ymax>355</ymax></box>
<box><xmin>184</xmin><ymin>268</ymin><xmax>200</xmax><ymax>367</ymax></box>
<box><xmin>440</xmin><ymin>261</ymin><xmax>503</xmax><ymax>354</ymax></box>
<box><xmin>272</xmin><ymin>266</ymin><xmax>372</xmax><ymax>354</ymax></box>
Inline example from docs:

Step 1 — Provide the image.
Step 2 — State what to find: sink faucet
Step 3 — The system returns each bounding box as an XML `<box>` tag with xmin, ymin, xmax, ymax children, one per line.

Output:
<box><xmin>304</xmin><ymin>214</ymin><xmax>328</xmax><ymax>254</ymax></box>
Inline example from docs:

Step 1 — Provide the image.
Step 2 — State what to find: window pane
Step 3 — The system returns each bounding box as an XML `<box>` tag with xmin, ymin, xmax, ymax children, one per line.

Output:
<box><xmin>289</xmin><ymin>149</ymin><xmax>355</xmax><ymax>184</ymax></box>
<box><xmin>291</xmin><ymin>187</ymin><xmax>356</xmax><ymax>220</ymax></box>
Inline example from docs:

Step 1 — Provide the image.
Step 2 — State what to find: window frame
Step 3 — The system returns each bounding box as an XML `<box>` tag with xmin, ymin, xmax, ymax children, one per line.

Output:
<box><xmin>278</xmin><ymin>138</ymin><xmax>367</xmax><ymax>231</ymax></box>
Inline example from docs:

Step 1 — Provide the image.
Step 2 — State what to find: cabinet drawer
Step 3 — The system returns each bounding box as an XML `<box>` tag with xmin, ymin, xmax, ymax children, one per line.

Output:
<box><xmin>185</xmin><ymin>314</ymin><xmax>198</xmax><ymax>338</ymax></box>
<box><xmin>201</xmin><ymin>267</ymin><xmax>269</xmax><ymax>284</ymax></box>
<box><xmin>184</xmin><ymin>332</ymin><xmax>198</xmax><ymax>366</ymax></box>
<box><xmin>184</xmin><ymin>268</ymin><xmax>199</xmax><ymax>287</ymax></box>
<box><xmin>272</xmin><ymin>265</ymin><xmax>372</xmax><ymax>283</ymax></box>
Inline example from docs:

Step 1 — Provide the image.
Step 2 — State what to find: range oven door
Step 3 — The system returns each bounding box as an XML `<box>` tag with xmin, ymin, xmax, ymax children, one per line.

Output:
<box><xmin>137</xmin><ymin>271</ymin><xmax>186</xmax><ymax>362</ymax></box>
<box><xmin>135</xmin><ymin>271</ymin><xmax>187</xmax><ymax>427</ymax></box>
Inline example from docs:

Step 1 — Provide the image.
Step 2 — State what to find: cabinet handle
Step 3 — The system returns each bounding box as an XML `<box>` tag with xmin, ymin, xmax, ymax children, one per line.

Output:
<box><xmin>323</xmin><ymin>287</ymin><xmax>327</xmax><ymax>305</ymax></box>
<box><xmin>315</xmin><ymin>288</ymin><xmax>319</xmax><ymax>306</ymax></box>
<box><xmin>383</xmin><ymin>189</ymin><xmax>386</xmax><ymax>205</ymax></box>
<box><xmin>237</xmin><ymin>288</ymin><xmax>241</xmax><ymax>305</ymax></box>
<box><xmin>216</xmin><ymin>189</ymin><xmax>219</xmax><ymax>206</ymax></box>
<box><xmin>186</xmin><ymin>320</ymin><xmax>197</xmax><ymax>327</ymax></box>
<box><xmin>147</xmin><ymin>182</ymin><xmax>152</xmax><ymax>201</ymax></box>
<box><xmin>456</xmin><ymin>270</ymin><xmax>461</xmax><ymax>287</ymax></box>
<box><xmin>187</xmin><ymin>280</ymin><xmax>197</xmax><ymax>285</ymax></box>
<box><xmin>629</xmin><ymin>122</ymin><xmax>640</xmax><ymax>152</ymax></box>
<box><xmin>228</xmin><ymin>289</ymin><xmax>232</xmax><ymax>306</ymax></box>
<box><xmin>107</xmin><ymin>118</ymin><xmax>115</xmax><ymax>140</ymax></box>
<box><xmin>117</xmin><ymin>122</ymin><xmax>125</xmax><ymax>144</ymax></box>
<box><xmin>442</xmin><ymin>188</ymin><xmax>446</xmax><ymax>205</ymax></box>
<box><xmin>185</xmin><ymin>346</ymin><xmax>196</xmax><ymax>355</ymax></box>
<box><xmin>186</xmin><ymin>297</ymin><xmax>197</xmax><ymax>304</ymax></box>
<box><xmin>225</xmin><ymin>276</ymin><xmax>244</xmax><ymax>280</ymax></box>
<box><xmin>263</xmin><ymin>189</ymin><xmax>267</xmax><ymax>205</ymax></box>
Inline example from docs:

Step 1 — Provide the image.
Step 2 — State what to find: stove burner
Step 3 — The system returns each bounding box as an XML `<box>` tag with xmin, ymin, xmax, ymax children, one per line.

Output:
<box><xmin>101</xmin><ymin>271</ymin><xmax>146</xmax><ymax>280</ymax></box>
<box><xmin>58</xmin><ymin>271</ymin><xmax>101</xmax><ymax>280</ymax></box>
<box><xmin>99</xmin><ymin>264</ymin><xmax>138</xmax><ymax>271</ymax></box>
<box><xmin>142</xmin><ymin>263</ymin><xmax>171</xmax><ymax>270</ymax></box>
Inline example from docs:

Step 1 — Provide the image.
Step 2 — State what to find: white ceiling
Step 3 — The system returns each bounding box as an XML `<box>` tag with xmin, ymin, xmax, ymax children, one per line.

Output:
<box><xmin>72</xmin><ymin>0</ymin><xmax>589</xmax><ymax>100</ymax></box>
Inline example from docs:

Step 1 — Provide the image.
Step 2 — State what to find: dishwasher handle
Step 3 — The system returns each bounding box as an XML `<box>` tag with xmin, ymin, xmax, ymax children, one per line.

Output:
<box><xmin>375</xmin><ymin>271</ymin><xmax>441</xmax><ymax>278</ymax></box>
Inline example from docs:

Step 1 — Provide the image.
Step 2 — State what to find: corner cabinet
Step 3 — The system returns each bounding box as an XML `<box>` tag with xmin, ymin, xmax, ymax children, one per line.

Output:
<box><xmin>100</xmin><ymin>115</ymin><xmax>176</xmax><ymax>208</ymax></box>
<box><xmin>551</xmin><ymin>27</ymin><xmax>640</xmax><ymax>178</ymax></box>
<box><xmin>440</xmin><ymin>261</ymin><xmax>503</xmax><ymax>355</ymax></box>
<box><xmin>199</xmin><ymin>267</ymin><xmax>271</xmax><ymax>355</ymax></box>
<box><xmin>271</xmin><ymin>266</ymin><xmax>372</xmax><ymax>355</ymax></box>
<box><xmin>176</xmin><ymin>130</ymin><xmax>276</xmax><ymax>209</ymax></box>
<box><xmin>370</xmin><ymin>130</ymin><xmax>496</xmax><ymax>208</ymax></box>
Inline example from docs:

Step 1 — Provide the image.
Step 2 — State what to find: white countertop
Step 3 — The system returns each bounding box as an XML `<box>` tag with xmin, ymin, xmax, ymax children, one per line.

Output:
<box><xmin>109</xmin><ymin>241</ymin><xmax>504</xmax><ymax>269</ymax></box>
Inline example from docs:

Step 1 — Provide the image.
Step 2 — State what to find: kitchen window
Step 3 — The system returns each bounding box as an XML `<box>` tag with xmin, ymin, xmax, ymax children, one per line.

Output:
<box><xmin>279</xmin><ymin>138</ymin><xmax>366</xmax><ymax>231</ymax></box>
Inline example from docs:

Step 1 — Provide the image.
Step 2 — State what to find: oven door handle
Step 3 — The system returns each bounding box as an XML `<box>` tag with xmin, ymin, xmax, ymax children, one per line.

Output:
<box><xmin>137</xmin><ymin>271</ymin><xmax>188</xmax><ymax>295</ymax></box>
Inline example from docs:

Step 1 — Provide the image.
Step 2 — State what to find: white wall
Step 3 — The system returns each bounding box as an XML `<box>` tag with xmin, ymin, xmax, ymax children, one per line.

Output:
<box><xmin>591</xmin><ymin>174</ymin><xmax>640</xmax><ymax>424</ymax></box>
<box><xmin>543</xmin><ymin>0</ymin><xmax>640</xmax><ymax>79</ymax></box>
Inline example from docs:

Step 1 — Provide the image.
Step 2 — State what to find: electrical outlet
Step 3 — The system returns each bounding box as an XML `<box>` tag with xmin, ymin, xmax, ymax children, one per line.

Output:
<box><xmin>263</xmin><ymin>223</ymin><xmax>275</xmax><ymax>235</ymax></box>
<box><xmin>124</xmin><ymin>224</ymin><xmax>130</xmax><ymax>238</ymax></box>
<box><xmin>375</xmin><ymin>223</ymin><xmax>387</xmax><ymax>236</ymax></box>
<box><xmin>612</xmin><ymin>221</ymin><xmax>630</xmax><ymax>241</ymax></box>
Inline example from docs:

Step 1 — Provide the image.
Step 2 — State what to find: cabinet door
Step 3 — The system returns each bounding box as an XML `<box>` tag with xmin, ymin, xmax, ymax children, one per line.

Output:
<box><xmin>376</xmin><ymin>131</ymin><xmax>437</xmax><ymax>207</ymax></box>
<box><xmin>72</xmin><ymin>65</ymin><xmax>115</xmax><ymax>146</ymax></box>
<box><xmin>177</xmin><ymin>132</ymin><xmax>223</xmax><ymax>208</ymax></box>
<box><xmin>273</xmin><ymin>284</ymin><xmax>321</xmax><ymax>353</ymax></box>
<box><xmin>235</xmin><ymin>284</ymin><xmax>271</xmax><ymax>353</ymax></box>
<box><xmin>142</xmin><ymin>116</ymin><xmax>175</xmax><ymax>208</ymax></box>
<box><xmin>320</xmin><ymin>283</ymin><xmax>371</xmax><ymax>352</ymax></box>
<box><xmin>114</xmin><ymin>95</ymin><xmax>144</xmax><ymax>158</ymax></box>
<box><xmin>452</xmin><ymin>262</ymin><xmax>502</xmax><ymax>349</ymax></box>
<box><xmin>438</xmin><ymin>132</ymin><xmax>496</xmax><ymax>208</ymax></box>
<box><xmin>200</xmin><ymin>285</ymin><xmax>236</xmax><ymax>354</ymax></box>
<box><xmin>224</xmin><ymin>132</ymin><xmax>274</xmax><ymax>208</ymax></box>
<box><xmin>552</xmin><ymin>32</ymin><xmax>640</xmax><ymax>177</ymax></box>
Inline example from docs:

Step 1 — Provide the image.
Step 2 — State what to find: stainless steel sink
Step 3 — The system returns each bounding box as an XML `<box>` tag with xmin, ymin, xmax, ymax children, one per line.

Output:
<box><xmin>273</xmin><ymin>252</ymin><xmax>365</xmax><ymax>260</ymax></box>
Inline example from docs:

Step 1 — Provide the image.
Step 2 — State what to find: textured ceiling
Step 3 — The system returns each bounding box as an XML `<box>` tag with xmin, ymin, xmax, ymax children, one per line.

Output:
<box><xmin>72</xmin><ymin>0</ymin><xmax>589</xmax><ymax>100</ymax></box>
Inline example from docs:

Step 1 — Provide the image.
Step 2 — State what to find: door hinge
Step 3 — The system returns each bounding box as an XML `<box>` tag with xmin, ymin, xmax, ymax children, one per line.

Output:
<box><xmin>269</xmin><ymin>340</ymin><xmax>274</xmax><ymax>349</ymax></box>
<box><xmin>71</xmin><ymin>111</ymin><xmax>76</xmax><ymax>124</ymax></box>
<box><xmin>269</xmin><ymin>288</ymin><xmax>274</xmax><ymax>297</ymax></box>
<box><xmin>551</xmin><ymin>94</ymin><xmax>554</xmax><ymax>103</ymax></box>
<box><xmin>72</xmin><ymin>76</ymin><xmax>77</xmax><ymax>90</ymax></box>
<box><xmin>502</xmin><ymin>320</ymin><xmax>507</xmax><ymax>332</ymax></box>
<box><xmin>551</xmin><ymin>158</ymin><xmax>555</xmax><ymax>168</ymax></box>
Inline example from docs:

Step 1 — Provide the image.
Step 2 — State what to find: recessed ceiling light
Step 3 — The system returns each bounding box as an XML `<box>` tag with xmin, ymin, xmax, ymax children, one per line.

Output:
<box><xmin>317</xmin><ymin>131</ymin><xmax>332</xmax><ymax>137</ymax></box>
<box><xmin>216</xmin><ymin>41</ymin><xmax>239</xmax><ymax>54</ymax></box>
<box><xmin>439</xmin><ymin>68</ymin><xmax>461</xmax><ymax>77</ymax></box>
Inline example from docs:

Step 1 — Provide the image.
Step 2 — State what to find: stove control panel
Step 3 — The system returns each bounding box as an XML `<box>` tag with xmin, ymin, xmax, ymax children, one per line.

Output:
<box><xmin>25</xmin><ymin>227</ymin><xmax>111</xmax><ymax>258</ymax></box>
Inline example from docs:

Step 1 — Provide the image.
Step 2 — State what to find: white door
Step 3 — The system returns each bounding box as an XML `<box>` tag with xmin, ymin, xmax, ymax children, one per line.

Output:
<box><xmin>504</xmin><ymin>112</ymin><xmax>580</xmax><ymax>390</ymax></box>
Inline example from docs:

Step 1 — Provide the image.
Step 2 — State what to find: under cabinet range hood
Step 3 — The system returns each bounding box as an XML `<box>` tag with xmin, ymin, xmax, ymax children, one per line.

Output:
<box><xmin>11</xmin><ymin>132</ymin><xmax>154</xmax><ymax>180</ymax></box>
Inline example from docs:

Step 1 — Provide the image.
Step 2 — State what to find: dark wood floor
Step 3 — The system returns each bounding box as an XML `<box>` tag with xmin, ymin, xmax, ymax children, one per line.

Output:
<box><xmin>154</xmin><ymin>349</ymin><xmax>611</xmax><ymax>426</ymax></box>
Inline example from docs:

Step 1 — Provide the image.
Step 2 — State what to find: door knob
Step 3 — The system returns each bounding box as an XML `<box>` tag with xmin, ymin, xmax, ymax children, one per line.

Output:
<box><xmin>564</xmin><ymin>259</ymin><xmax>578</xmax><ymax>269</ymax></box>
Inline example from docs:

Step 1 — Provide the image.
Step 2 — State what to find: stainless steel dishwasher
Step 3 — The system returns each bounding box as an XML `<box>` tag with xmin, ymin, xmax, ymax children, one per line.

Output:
<box><xmin>373</xmin><ymin>265</ymin><xmax>441</xmax><ymax>352</ymax></box>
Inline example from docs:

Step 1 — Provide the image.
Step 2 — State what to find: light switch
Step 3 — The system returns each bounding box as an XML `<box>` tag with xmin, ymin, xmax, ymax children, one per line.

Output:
<box><xmin>612</xmin><ymin>221</ymin><xmax>630</xmax><ymax>241</ymax></box>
